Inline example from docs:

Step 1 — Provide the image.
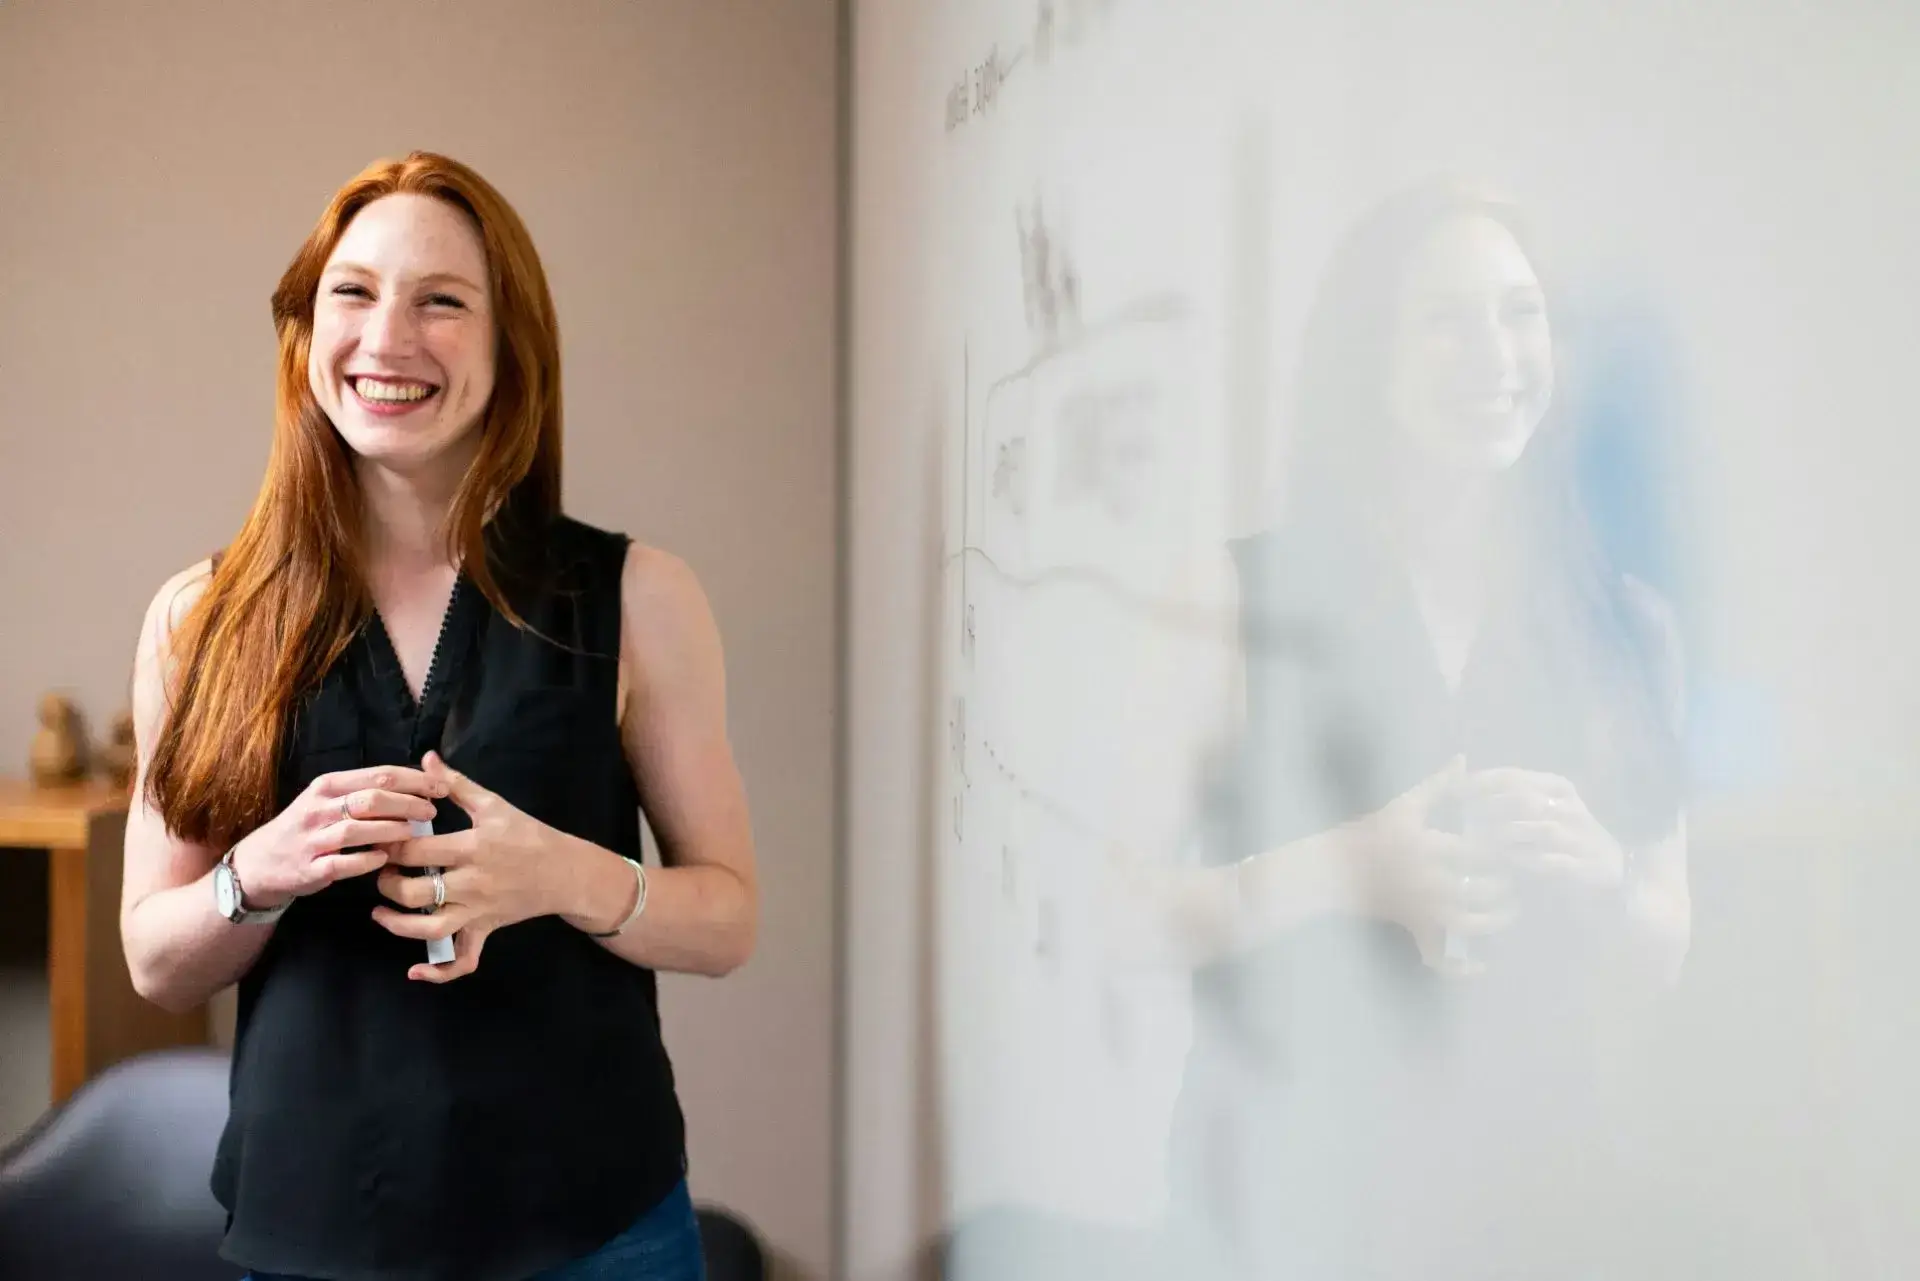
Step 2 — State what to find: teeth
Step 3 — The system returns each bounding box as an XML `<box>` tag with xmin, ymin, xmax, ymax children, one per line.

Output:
<box><xmin>353</xmin><ymin>378</ymin><xmax>433</xmax><ymax>403</ymax></box>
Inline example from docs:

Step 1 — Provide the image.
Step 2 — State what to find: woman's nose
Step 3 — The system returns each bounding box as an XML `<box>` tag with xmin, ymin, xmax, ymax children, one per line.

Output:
<box><xmin>1462</xmin><ymin>307</ymin><xmax>1519</xmax><ymax>379</ymax></box>
<box><xmin>360</xmin><ymin>297</ymin><xmax>418</xmax><ymax>356</ymax></box>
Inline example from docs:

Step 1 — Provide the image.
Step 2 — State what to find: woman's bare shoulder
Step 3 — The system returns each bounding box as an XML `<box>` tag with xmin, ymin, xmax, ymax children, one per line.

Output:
<box><xmin>147</xmin><ymin>559</ymin><xmax>215</xmax><ymax>640</ymax></box>
<box><xmin>133</xmin><ymin>559</ymin><xmax>215</xmax><ymax>686</ymax></box>
<box><xmin>617</xmin><ymin>541</ymin><xmax>719</xmax><ymax>642</ymax></box>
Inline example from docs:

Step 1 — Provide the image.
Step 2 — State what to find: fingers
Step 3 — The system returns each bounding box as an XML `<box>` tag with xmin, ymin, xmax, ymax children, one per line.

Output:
<box><xmin>1468</xmin><ymin>792</ymin><xmax>1572</xmax><ymax>828</ymax></box>
<box><xmin>422</xmin><ymin>751</ymin><xmax>492</xmax><ymax>814</ymax></box>
<box><xmin>387</xmin><ymin>832</ymin><xmax>473</xmax><ymax>868</ymax></box>
<box><xmin>312</xmin><ymin>817</ymin><xmax>419</xmax><ymax>854</ymax></box>
<box><xmin>323</xmin><ymin>788</ymin><xmax>439</xmax><ymax>826</ymax></box>
<box><xmin>371</xmin><ymin>901</ymin><xmax>476</xmax><ymax>942</ymax></box>
<box><xmin>1426</xmin><ymin>832</ymin><xmax>1509</xmax><ymax>876</ymax></box>
<box><xmin>312</xmin><ymin>766</ymin><xmax>446</xmax><ymax>801</ymax></box>
<box><xmin>1460</xmin><ymin>768</ymin><xmax>1576</xmax><ymax>804</ymax></box>
<box><xmin>1453</xmin><ymin>870</ymin><xmax>1516</xmax><ymax>910</ymax></box>
<box><xmin>1481</xmin><ymin>818</ymin><xmax>1565</xmax><ymax>852</ymax></box>
<box><xmin>1444</xmin><ymin>901</ymin><xmax>1521</xmax><ymax>937</ymax></box>
<box><xmin>1425</xmin><ymin>866</ymin><xmax>1516</xmax><ymax>923</ymax></box>
<box><xmin>310</xmin><ymin>849</ymin><xmax>390</xmax><ymax>884</ymax></box>
<box><xmin>1402</xmin><ymin>755</ymin><xmax>1467</xmax><ymax>807</ymax></box>
<box><xmin>376</xmin><ymin>866</ymin><xmax>469</xmax><ymax>910</ymax></box>
<box><xmin>409</xmin><ymin>925</ymin><xmax>489</xmax><ymax>983</ymax></box>
<box><xmin>1522</xmin><ymin>849</ymin><xmax>1623</xmax><ymax>889</ymax></box>
<box><xmin>1413</xmin><ymin>838</ymin><xmax>1520</xmax><ymax>937</ymax></box>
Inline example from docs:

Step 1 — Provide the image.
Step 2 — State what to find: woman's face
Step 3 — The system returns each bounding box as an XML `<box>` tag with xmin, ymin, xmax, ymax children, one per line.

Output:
<box><xmin>308</xmin><ymin>193</ymin><xmax>496</xmax><ymax>477</ymax></box>
<box><xmin>1385</xmin><ymin>214</ymin><xmax>1553</xmax><ymax>472</ymax></box>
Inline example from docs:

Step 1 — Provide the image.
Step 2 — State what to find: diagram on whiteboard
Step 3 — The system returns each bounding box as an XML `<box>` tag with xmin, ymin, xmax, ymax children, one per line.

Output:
<box><xmin>926</xmin><ymin>0</ymin><xmax>1252</xmax><ymax>1231</ymax></box>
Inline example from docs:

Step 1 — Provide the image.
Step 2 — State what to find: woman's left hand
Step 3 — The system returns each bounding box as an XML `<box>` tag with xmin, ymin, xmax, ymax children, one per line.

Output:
<box><xmin>1460</xmin><ymin>767</ymin><xmax>1626</xmax><ymax>893</ymax></box>
<box><xmin>371</xmin><ymin>750</ymin><xmax>560</xmax><ymax>982</ymax></box>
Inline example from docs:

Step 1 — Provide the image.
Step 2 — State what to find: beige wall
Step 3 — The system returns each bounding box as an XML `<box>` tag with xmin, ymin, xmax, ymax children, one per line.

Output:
<box><xmin>843</xmin><ymin>4</ymin><xmax>945</xmax><ymax>1278</ymax></box>
<box><xmin>0</xmin><ymin>1</ymin><xmax>839</xmax><ymax>1276</ymax></box>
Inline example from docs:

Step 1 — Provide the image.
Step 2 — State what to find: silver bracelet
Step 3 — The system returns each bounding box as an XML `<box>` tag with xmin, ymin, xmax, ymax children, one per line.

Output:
<box><xmin>587</xmin><ymin>856</ymin><xmax>648</xmax><ymax>938</ymax></box>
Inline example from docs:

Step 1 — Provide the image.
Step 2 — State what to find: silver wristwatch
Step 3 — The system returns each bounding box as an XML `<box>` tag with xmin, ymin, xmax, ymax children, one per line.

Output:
<box><xmin>214</xmin><ymin>847</ymin><xmax>289</xmax><ymax>925</ymax></box>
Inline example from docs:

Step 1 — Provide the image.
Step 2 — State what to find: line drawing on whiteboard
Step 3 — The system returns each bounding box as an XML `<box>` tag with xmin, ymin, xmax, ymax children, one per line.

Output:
<box><xmin>945</xmin><ymin>0</ymin><xmax>1120</xmax><ymax>133</ymax></box>
<box><xmin>1017</xmin><ymin>197</ymin><xmax>1082</xmax><ymax>342</ymax></box>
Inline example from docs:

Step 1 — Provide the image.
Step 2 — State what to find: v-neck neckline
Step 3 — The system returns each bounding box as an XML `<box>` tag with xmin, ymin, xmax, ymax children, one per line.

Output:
<box><xmin>1406</xmin><ymin>569</ymin><xmax>1486</xmax><ymax>698</ymax></box>
<box><xmin>365</xmin><ymin>573</ymin><xmax>472</xmax><ymax>725</ymax></box>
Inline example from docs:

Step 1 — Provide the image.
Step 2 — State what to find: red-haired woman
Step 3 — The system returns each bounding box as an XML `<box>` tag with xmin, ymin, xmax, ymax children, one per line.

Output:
<box><xmin>120</xmin><ymin>152</ymin><xmax>757</xmax><ymax>1281</ymax></box>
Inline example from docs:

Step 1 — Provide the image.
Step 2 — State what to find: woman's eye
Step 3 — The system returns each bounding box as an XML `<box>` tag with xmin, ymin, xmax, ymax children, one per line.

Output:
<box><xmin>331</xmin><ymin>283</ymin><xmax>372</xmax><ymax>299</ymax></box>
<box><xmin>424</xmin><ymin>294</ymin><xmax>466</xmax><ymax>310</ymax></box>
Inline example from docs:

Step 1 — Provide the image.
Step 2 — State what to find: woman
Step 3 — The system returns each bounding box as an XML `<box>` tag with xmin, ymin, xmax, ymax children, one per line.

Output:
<box><xmin>119</xmin><ymin>152</ymin><xmax>758</xmax><ymax>1281</ymax></box>
<box><xmin>1165</xmin><ymin>181</ymin><xmax>1692</xmax><ymax>1280</ymax></box>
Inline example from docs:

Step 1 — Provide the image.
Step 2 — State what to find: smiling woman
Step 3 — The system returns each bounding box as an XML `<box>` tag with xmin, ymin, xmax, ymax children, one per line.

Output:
<box><xmin>117</xmin><ymin>152</ymin><xmax>756</xmax><ymax>1281</ymax></box>
<box><xmin>311</xmin><ymin>195</ymin><xmax>498</xmax><ymax>470</ymax></box>
<box><xmin>1168</xmin><ymin>180</ymin><xmax>1689</xmax><ymax>1280</ymax></box>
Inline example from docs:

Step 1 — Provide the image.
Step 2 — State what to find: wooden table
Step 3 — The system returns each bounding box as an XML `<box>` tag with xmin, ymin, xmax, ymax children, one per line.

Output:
<box><xmin>0</xmin><ymin>778</ymin><xmax>209</xmax><ymax>1104</ymax></box>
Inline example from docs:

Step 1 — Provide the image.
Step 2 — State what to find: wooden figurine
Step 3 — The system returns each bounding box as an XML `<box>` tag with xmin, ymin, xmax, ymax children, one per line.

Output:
<box><xmin>29</xmin><ymin>693</ymin><xmax>88</xmax><ymax>787</ymax></box>
<box><xmin>95</xmin><ymin>709</ymin><xmax>137</xmax><ymax>791</ymax></box>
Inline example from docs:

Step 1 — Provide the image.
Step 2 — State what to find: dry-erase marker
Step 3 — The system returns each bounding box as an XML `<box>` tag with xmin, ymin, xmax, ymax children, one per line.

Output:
<box><xmin>410</xmin><ymin>817</ymin><xmax>457</xmax><ymax>966</ymax></box>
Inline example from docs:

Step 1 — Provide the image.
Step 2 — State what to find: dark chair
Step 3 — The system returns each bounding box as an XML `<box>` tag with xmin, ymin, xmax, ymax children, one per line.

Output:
<box><xmin>0</xmin><ymin>1046</ymin><xmax>241</xmax><ymax>1280</ymax></box>
<box><xmin>696</xmin><ymin>1203</ymin><xmax>768</xmax><ymax>1281</ymax></box>
<box><xmin>0</xmin><ymin>1046</ymin><xmax>769</xmax><ymax>1280</ymax></box>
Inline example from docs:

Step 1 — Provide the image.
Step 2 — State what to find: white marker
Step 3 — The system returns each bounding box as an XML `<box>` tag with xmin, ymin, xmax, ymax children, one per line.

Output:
<box><xmin>411</xmin><ymin>817</ymin><xmax>457</xmax><ymax>966</ymax></box>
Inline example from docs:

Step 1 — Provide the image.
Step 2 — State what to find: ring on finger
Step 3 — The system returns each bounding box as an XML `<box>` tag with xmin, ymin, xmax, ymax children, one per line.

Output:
<box><xmin>429</xmin><ymin>868</ymin><xmax>447</xmax><ymax>912</ymax></box>
<box><xmin>340</xmin><ymin>794</ymin><xmax>353</xmax><ymax>823</ymax></box>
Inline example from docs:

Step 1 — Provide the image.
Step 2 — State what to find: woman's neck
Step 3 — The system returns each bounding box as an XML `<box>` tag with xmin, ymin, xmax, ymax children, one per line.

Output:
<box><xmin>357</xmin><ymin>458</ymin><xmax>464</xmax><ymax>577</ymax></box>
<box><xmin>1391</xmin><ymin>454</ymin><xmax>1500</xmax><ymax>574</ymax></box>
<box><xmin>1387</xmin><ymin>458</ymin><xmax>1514</xmax><ymax>691</ymax></box>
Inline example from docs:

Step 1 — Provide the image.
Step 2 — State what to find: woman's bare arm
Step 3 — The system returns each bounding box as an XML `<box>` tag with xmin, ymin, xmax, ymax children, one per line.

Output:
<box><xmin>120</xmin><ymin>562</ymin><xmax>276</xmax><ymax>1012</ymax></box>
<box><xmin>1092</xmin><ymin>544</ymin><xmax>1367</xmax><ymax>973</ymax></box>
<box><xmin>547</xmin><ymin>544</ymin><xmax>760</xmax><ymax>977</ymax></box>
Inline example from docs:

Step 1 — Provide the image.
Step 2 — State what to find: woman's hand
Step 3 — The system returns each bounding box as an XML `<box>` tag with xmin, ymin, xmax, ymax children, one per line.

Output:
<box><xmin>371</xmin><ymin>751</ymin><xmax>562</xmax><ymax>982</ymax></box>
<box><xmin>228</xmin><ymin>765</ymin><xmax>445</xmax><ymax>909</ymax></box>
<box><xmin>1461</xmin><ymin>768</ymin><xmax>1625</xmax><ymax>892</ymax></box>
<box><xmin>1350</xmin><ymin>756</ymin><xmax>1520</xmax><ymax>972</ymax></box>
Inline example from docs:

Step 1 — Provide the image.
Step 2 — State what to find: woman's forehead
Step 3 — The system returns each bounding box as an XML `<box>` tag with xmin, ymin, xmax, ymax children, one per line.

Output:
<box><xmin>326</xmin><ymin>193</ymin><xmax>487</xmax><ymax>283</ymax></box>
<box><xmin>1399</xmin><ymin>215</ymin><xmax>1540</xmax><ymax>300</ymax></box>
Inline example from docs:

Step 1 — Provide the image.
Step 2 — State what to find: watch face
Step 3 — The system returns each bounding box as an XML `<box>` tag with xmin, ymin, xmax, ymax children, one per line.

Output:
<box><xmin>214</xmin><ymin>861</ymin><xmax>240</xmax><ymax>919</ymax></box>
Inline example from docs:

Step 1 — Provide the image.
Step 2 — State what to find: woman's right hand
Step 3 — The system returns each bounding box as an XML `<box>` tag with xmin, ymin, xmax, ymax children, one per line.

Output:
<box><xmin>1348</xmin><ymin>756</ymin><xmax>1519</xmax><ymax>970</ymax></box>
<box><xmin>226</xmin><ymin>766</ymin><xmax>446</xmax><ymax>910</ymax></box>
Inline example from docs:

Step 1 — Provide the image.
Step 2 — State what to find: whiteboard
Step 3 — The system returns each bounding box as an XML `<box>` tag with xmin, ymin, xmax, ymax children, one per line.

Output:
<box><xmin>854</xmin><ymin>0</ymin><xmax>1920</xmax><ymax>1273</ymax></box>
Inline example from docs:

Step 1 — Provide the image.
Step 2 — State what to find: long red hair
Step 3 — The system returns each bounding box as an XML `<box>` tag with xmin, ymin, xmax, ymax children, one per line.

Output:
<box><xmin>148</xmin><ymin>151</ymin><xmax>563</xmax><ymax>851</ymax></box>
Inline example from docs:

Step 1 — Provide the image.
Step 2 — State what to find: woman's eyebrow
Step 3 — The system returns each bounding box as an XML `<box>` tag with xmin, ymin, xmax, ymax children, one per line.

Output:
<box><xmin>415</xmin><ymin>270</ymin><xmax>486</xmax><ymax>293</ymax></box>
<box><xmin>320</xmin><ymin>262</ymin><xmax>484</xmax><ymax>294</ymax></box>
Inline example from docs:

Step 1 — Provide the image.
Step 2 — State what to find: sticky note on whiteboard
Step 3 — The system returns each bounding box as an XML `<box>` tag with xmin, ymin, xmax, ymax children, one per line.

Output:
<box><xmin>411</xmin><ymin>818</ymin><xmax>457</xmax><ymax>966</ymax></box>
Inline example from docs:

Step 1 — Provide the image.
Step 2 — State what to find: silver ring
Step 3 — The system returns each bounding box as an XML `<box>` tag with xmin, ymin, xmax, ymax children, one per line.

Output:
<box><xmin>340</xmin><ymin>794</ymin><xmax>353</xmax><ymax>823</ymax></box>
<box><xmin>429</xmin><ymin>868</ymin><xmax>447</xmax><ymax>911</ymax></box>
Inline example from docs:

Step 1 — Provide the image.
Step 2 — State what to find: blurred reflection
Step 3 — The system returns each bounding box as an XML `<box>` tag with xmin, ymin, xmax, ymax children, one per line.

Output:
<box><xmin>1168</xmin><ymin>181</ymin><xmax>1693</xmax><ymax>1280</ymax></box>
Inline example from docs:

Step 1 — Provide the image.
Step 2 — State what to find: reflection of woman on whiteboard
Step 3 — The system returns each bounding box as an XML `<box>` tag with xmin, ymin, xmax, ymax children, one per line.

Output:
<box><xmin>1154</xmin><ymin>181</ymin><xmax>1692</xmax><ymax>1280</ymax></box>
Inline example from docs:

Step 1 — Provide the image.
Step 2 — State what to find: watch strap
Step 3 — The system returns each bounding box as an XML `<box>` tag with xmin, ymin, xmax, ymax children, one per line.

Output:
<box><xmin>220</xmin><ymin>847</ymin><xmax>289</xmax><ymax>925</ymax></box>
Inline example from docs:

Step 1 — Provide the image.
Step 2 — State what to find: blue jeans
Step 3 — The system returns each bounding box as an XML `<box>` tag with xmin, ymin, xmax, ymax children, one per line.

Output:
<box><xmin>246</xmin><ymin>1178</ymin><xmax>706</xmax><ymax>1281</ymax></box>
<box><xmin>534</xmin><ymin>1180</ymin><xmax>706</xmax><ymax>1281</ymax></box>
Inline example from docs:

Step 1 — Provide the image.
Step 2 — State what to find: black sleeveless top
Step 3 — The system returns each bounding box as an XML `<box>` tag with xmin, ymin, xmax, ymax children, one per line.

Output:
<box><xmin>1170</xmin><ymin>515</ymin><xmax>1686</xmax><ymax>1278</ymax></box>
<box><xmin>1196</xmin><ymin>515</ymin><xmax>1685</xmax><ymax>1059</ymax></box>
<box><xmin>211</xmin><ymin>516</ymin><xmax>688</xmax><ymax>1281</ymax></box>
